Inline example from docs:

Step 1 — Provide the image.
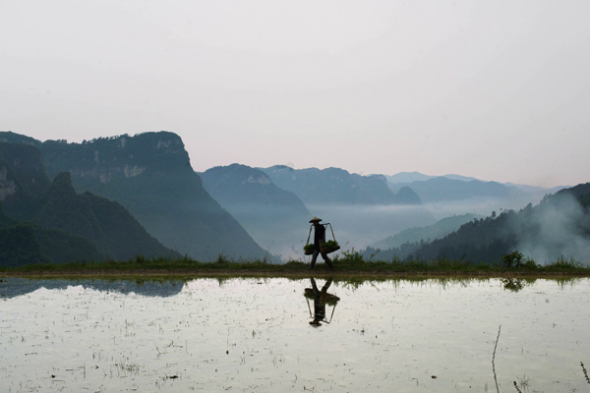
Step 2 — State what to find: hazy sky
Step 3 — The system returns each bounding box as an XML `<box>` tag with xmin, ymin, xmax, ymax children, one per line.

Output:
<box><xmin>2</xmin><ymin>1</ymin><xmax>589</xmax><ymax>187</ymax></box>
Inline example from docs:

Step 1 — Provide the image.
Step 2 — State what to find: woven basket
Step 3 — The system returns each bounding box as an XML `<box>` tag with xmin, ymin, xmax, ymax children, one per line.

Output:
<box><xmin>320</xmin><ymin>243</ymin><xmax>340</xmax><ymax>254</ymax></box>
<box><xmin>304</xmin><ymin>223</ymin><xmax>340</xmax><ymax>255</ymax></box>
<box><xmin>304</xmin><ymin>289</ymin><xmax>341</xmax><ymax>305</ymax></box>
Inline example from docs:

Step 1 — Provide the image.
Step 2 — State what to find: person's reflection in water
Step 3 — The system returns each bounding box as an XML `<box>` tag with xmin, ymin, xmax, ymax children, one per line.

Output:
<box><xmin>305</xmin><ymin>277</ymin><xmax>340</xmax><ymax>327</ymax></box>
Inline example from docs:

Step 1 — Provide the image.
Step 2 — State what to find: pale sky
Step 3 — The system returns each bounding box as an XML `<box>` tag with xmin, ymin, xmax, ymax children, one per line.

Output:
<box><xmin>2</xmin><ymin>1</ymin><xmax>589</xmax><ymax>187</ymax></box>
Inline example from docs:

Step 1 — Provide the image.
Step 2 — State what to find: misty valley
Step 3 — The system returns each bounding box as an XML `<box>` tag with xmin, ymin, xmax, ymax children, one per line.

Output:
<box><xmin>5</xmin><ymin>3</ymin><xmax>590</xmax><ymax>392</ymax></box>
<box><xmin>1</xmin><ymin>130</ymin><xmax>588</xmax><ymax>268</ymax></box>
<box><xmin>2</xmin><ymin>131</ymin><xmax>590</xmax><ymax>393</ymax></box>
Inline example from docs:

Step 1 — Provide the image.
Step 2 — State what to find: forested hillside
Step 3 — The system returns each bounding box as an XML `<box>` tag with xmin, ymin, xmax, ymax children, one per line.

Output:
<box><xmin>0</xmin><ymin>141</ymin><xmax>178</xmax><ymax>266</ymax></box>
<box><xmin>369</xmin><ymin>183</ymin><xmax>590</xmax><ymax>264</ymax></box>
<box><xmin>35</xmin><ymin>172</ymin><xmax>176</xmax><ymax>260</ymax></box>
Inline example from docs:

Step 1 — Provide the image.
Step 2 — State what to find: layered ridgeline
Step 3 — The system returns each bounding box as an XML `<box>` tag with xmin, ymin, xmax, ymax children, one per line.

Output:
<box><xmin>368</xmin><ymin>183</ymin><xmax>590</xmax><ymax>264</ymax></box>
<box><xmin>200</xmin><ymin>164</ymin><xmax>311</xmax><ymax>258</ymax></box>
<box><xmin>261</xmin><ymin>165</ymin><xmax>435</xmax><ymax>250</ymax></box>
<box><xmin>9</xmin><ymin>131</ymin><xmax>269</xmax><ymax>261</ymax></box>
<box><xmin>263</xmin><ymin>165</ymin><xmax>421</xmax><ymax>205</ymax></box>
<box><xmin>0</xmin><ymin>141</ymin><xmax>175</xmax><ymax>266</ymax></box>
<box><xmin>370</xmin><ymin>213</ymin><xmax>481</xmax><ymax>251</ymax></box>
<box><xmin>385</xmin><ymin>172</ymin><xmax>565</xmax><ymax>216</ymax></box>
<box><xmin>389</xmin><ymin>176</ymin><xmax>516</xmax><ymax>203</ymax></box>
<box><xmin>2</xmin><ymin>278</ymin><xmax>184</xmax><ymax>299</ymax></box>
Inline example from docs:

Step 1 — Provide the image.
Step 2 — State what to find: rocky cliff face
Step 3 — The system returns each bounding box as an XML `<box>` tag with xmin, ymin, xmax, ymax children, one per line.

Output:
<box><xmin>0</xmin><ymin>142</ymin><xmax>51</xmax><ymax>220</ymax></box>
<box><xmin>0</xmin><ymin>138</ymin><xmax>186</xmax><ymax>265</ymax></box>
<box><xmin>37</xmin><ymin>132</ymin><xmax>269</xmax><ymax>261</ymax></box>
<box><xmin>0</xmin><ymin>166</ymin><xmax>17</xmax><ymax>201</ymax></box>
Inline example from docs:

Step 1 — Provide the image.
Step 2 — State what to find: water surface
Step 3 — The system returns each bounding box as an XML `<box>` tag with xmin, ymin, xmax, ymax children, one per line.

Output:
<box><xmin>1</xmin><ymin>277</ymin><xmax>589</xmax><ymax>392</ymax></box>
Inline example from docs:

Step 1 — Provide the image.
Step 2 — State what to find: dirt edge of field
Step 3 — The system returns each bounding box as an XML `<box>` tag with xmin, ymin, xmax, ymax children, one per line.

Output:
<box><xmin>3</xmin><ymin>269</ymin><xmax>590</xmax><ymax>280</ymax></box>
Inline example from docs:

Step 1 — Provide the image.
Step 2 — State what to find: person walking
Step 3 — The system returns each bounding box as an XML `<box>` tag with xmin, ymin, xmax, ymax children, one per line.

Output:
<box><xmin>308</xmin><ymin>217</ymin><xmax>334</xmax><ymax>270</ymax></box>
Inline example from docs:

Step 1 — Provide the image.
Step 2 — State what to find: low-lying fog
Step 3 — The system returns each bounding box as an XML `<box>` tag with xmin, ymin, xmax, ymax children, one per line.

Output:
<box><xmin>250</xmin><ymin>191</ymin><xmax>589</xmax><ymax>265</ymax></box>
<box><xmin>260</xmin><ymin>198</ymin><xmax>509</xmax><ymax>261</ymax></box>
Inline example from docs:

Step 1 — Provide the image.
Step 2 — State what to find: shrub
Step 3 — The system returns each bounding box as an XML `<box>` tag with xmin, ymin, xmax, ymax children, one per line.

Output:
<box><xmin>552</xmin><ymin>257</ymin><xmax>581</xmax><ymax>269</ymax></box>
<box><xmin>503</xmin><ymin>251</ymin><xmax>524</xmax><ymax>268</ymax></box>
<box><xmin>522</xmin><ymin>258</ymin><xmax>538</xmax><ymax>270</ymax></box>
<box><xmin>336</xmin><ymin>248</ymin><xmax>364</xmax><ymax>264</ymax></box>
<box><xmin>216</xmin><ymin>254</ymin><xmax>230</xmax><ymax>264</ymax></box>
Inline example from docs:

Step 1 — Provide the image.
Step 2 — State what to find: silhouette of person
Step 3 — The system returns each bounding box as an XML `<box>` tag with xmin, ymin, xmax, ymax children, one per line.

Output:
<box><xmin>305</xmin><ymin>277</ymin><xmax>339</xmax><ymax>327</ymax></box>
<box><xmin>308</xmin><ymin>217</ymin><xmax>334</xmax><ymax>270</ymax></box>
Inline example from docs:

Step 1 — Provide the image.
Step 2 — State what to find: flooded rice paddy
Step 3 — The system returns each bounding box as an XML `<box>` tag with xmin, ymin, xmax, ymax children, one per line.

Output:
<box><xmin>1</xmin><ymin>277</ymin><xmax>590</xmax><ymax>392</ymax></box>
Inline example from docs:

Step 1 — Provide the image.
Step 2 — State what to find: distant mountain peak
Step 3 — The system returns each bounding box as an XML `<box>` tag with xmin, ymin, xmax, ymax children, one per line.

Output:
<box><xmin>0</xmin><ymin>131</ymin><xmax>41</xmax><ymax>147</ymax></box>
<box><xmin>261</xmin><ymin>165</ymin><xmax>403</xmax><ymax>205</ymax></box>
<box><xmin>442</xmin><ymin>174</ymin><xmax>479</xmax><ymax>182</ymax></box>
<box><xmin>200</xmin><ymin>163</ymin><xmax>310</xmax><ymax>257</ymax></box>
<box><xmin>203</xmin><ymin>163</ymin><xmax>274</xmax><ymax>187</ymax></box>
<box><xmin>385</xmin><ymin>172</ymin><xmax>480</xmax><ymax>184</ymax></box>
<box><xmin>385</xmin><ymin>172</ymin><xmax>435</xmax><ymax>184</ymax></box>
<box><xmin>394</xmin><ymin>186</ymin><xmax>422</xmax><ymax>205</ymax></box>
<box><xmin>263</xmin><ymin>164</ymin><xmax>295</xmax><ymax>172</ymax></box>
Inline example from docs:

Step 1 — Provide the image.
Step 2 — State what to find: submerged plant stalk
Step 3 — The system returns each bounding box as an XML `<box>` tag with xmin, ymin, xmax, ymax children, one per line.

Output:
<box><xmin>582</xmin><ymin>361</ymin><xmax>590</xmax><ymax>385</ymax></box>
<box><xmin>513</xmin><ymin>381</ymin><xmax>522</xmax><ymax>393</ymax></box>
<box><xmin>492</xmin><ymin>325</ymin><xmax>502</xmax><ymax>393</ymax></box>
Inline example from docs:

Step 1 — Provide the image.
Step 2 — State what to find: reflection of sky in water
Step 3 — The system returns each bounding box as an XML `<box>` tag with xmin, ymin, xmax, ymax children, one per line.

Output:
<box><xmin>1</xmin><ymin>278</ymin><xmax>590</xmax><ymax>392</ymax></box>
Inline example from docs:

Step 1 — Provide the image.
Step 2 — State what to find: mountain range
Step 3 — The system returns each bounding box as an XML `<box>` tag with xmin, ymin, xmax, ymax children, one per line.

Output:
<box><xmin>385</xmin><ymin>171</ymin><xmax>479</xmax><ymax>184</ymax></box>
<box><xmin>260</xmin><ymin>165</ymin><xmax>438</xmax><ymax>252</ymax></box>
<box><xmin>0</xmin><ymin>131</ymin><xmax>270</xmax><ymax>263</ymax></box>
<box><xmin>1</xmin><ymin>277</ymin><xmax>184</xmax><ymax>299</ymax></box>
<box><xmin>262</xmin><ymin>165</ymin><xmax>422</xmax><ymax>205</ymax></box>
<box><xmin>386</xmin><ymin>172</ymin><xmax>565</xmax><ymax>213</ymax></box>
<box><xmin>199</xmin><ymin>163</ymin><xmax>310</xmax><ymax>256</ymax></box>
<box><xmin>0</xmin><ymin>141</ymin><xmax>175</xmax><ymax>266</ymax></box>
<box><xmin>0</xmin><ymin>129</ymin><xmax>582</xmax><ymax>266</ymax></box>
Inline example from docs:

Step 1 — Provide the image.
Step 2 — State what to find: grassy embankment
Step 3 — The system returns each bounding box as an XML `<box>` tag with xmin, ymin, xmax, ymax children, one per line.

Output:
<box><xmin>1</xmin><ymin>250</ymin><xmax>590</xmax><ymax>279</ymax></box>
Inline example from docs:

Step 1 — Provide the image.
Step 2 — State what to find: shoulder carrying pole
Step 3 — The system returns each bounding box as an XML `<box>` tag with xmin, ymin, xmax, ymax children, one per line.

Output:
<box><xmin>324</xmin><ymin>223</ymin><xmax>337</xmax><ymax>243</ymax></box>
<box><xmin>305</xmin><ymin>225</ymin><xmax>313</xmax><ymax>246</ymax></box>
